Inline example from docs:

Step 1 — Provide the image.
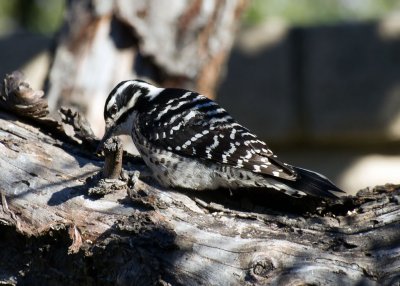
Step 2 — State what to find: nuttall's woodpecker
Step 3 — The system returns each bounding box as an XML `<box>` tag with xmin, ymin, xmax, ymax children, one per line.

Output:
<box><xmin>99</xmin><ymin>80</ymin><xmax>344</xmax><ymax>198</ymax></box>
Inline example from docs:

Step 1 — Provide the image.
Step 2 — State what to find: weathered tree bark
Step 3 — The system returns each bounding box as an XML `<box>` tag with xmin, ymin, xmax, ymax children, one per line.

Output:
<box><xmin>1</xmin><ymin>73</ymin><xmax>400</xmax><ymax>285</ymax></box>
<box><xmin>46</xmin><ymin>0</ymin><xmax>248</xmax><ymax>136</ymax></box>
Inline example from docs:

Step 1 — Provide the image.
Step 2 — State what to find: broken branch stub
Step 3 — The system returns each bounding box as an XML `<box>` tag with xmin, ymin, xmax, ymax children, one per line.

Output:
<box><xmin>0</xmin><ymin>71</ymin><xmax>100</xmax><ymax>151</ymax></box>
<box><xmin>0</xmin><ymin>71</ymin><xmax>49</xmax><ymax>118</ymax></box>
<box><xmin>102</xmin><ymin>136</ymin><xmax>124</xmax><ymax>179</ymax></box>
<box><xmin>59</xmin><ymin>106</ymin><xmax>99</xmax><ymax>149</ymax></box>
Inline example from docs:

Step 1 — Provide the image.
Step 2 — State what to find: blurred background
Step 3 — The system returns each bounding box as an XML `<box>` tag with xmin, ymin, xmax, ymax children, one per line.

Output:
<box><xmin>0</xmin><ymin>0</ymin><xmax>399</xmax><ymax>194</ymax></box>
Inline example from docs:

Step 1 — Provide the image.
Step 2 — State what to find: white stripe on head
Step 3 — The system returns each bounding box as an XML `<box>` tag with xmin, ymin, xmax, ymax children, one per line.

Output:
<box><xmin>117</xmin><ymin>90</ymin><xmax>142</xmax><ymax>119</ymax></box>
<box><xmin>106</xmin><ymin>81</ymin><xmax>134</xmax><ymax>112</ymax></box>
<box><xmin>131</xmin><ymin>80</ymin><xmax>164</xmax><ymax>100</ymax></box>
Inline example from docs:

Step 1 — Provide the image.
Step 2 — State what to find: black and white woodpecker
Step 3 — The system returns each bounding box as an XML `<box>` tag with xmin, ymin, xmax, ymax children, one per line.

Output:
<box><xmin>99</xmin><ymin>80</ymin><xmax>344</xmax><ymax>198</ymax></box>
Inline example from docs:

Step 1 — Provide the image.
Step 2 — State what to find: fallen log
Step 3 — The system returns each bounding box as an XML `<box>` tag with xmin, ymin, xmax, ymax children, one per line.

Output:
<box><xmin>0</xmin><ymin>72</ymin><xmax>399</xmax><ymax>285</ymax></box>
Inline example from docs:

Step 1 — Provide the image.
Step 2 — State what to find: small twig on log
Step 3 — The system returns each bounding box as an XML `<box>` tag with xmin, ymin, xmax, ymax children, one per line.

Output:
<box><xmin>59</xmin><ymin>106</ymin><xmax>98</xmax><ymax>149</ymax></box>
<box><xmin>87</xmin><ymin>137</ymin><xmax>126</xmax><ymax>196</ymax></box>
<box><xmin>194</xmin><ymin>198</ymin><xmax>227</xmax><ymax>213</ymax></box>
<box><xmin>102</xmin><ymin>137</ymin><xmax>124</xmax><ymax>179</ymax></box>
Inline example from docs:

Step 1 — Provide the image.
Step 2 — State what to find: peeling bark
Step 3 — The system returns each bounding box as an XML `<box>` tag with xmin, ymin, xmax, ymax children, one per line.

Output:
<box><xmin>0</xmin><ymin>73</ymin><xmax>400</xmax><ymax>285</ymax></box>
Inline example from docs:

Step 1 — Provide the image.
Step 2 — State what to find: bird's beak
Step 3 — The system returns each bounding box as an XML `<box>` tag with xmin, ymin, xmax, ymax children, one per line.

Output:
<box><xmin>96</xmin><ymin>122</ymin><xmax>116</xmax><ymax>154</ymax></box>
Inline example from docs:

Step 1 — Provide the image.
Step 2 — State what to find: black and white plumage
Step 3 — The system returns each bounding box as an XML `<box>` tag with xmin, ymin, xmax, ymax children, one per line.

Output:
<box><xmin>100</xmin><ymin>80</ymin><xmax>344</xmax><ymax>198</ymax></box>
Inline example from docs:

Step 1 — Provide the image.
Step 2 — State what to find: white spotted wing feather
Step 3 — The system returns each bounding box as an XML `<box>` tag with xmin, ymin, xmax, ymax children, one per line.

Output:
<box><xmin>137</xmin><ymin>91</ymin><xmax>296</xmax><ymax>181</ymax></box>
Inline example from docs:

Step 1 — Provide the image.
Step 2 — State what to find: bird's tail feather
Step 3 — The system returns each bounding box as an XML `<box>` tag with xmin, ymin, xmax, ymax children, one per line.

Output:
<box><xmin>285</xmin><ymin>167</ymin><xmax>345</xmax><ymax>199</ymax></box>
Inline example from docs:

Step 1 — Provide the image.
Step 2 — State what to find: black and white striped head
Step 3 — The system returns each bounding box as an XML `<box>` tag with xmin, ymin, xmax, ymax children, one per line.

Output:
<box><xmin>99</xmin><ymin>80</ymin><xmax>163</xmax><ymax>148</ymax></box>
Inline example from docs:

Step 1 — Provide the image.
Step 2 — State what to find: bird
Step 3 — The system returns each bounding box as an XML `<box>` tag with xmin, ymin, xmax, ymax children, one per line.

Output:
<box><xmin>99</xmin><ymin>79</ymin><xmax>344</xmax><ymax>199</ymax></box>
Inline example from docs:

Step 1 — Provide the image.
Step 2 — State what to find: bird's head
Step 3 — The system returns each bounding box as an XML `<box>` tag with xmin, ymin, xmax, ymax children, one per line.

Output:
<box><xmin>97</xmin><ymin>79</ymin><xmax>162</xmax><ymax>152</ymax></box>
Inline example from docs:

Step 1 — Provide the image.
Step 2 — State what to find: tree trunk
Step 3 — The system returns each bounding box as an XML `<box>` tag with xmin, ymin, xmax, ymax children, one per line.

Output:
<box><xmin>1</xmin><ymin>73</ymin><xmax>400</xmax><ymax>286</ymax></box>
<box><xmin>46</xmin><ymin>0</ymin><xmax>248</xmax><ymax>136</ymax></box>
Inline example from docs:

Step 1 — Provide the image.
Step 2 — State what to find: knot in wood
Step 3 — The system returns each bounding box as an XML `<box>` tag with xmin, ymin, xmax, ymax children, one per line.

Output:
<box><xmin>1</xmin><ymin>71</ymin><xmax>49</xmax><ymax>117</ymax></box>
<box><xmin>252</xmin><ymin>258</ymin><xmax>274</xmax><ymax>278</ymax></box>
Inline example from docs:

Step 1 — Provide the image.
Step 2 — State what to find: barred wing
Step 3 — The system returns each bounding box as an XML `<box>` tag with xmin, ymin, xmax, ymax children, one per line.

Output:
<box><xmin>137</xmin><ymin>95</ymin><xmax>297</xmax><ymax>181</ymax></box>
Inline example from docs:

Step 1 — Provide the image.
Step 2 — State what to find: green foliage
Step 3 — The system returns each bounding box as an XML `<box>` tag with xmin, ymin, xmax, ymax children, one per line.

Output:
<box><xmin>0</xmin><ymin>0</ymin><xmax>65</xmax><ymax>35</ymax></box>
<box><xmin>1</xmin><ymin>0</ymin><xmax>399</xmax><ymax>35</ymax></box>
<box><xmin>244</xmin><ymin>0</ymin><xmax>400</xmax><ymax>26</ymax></box>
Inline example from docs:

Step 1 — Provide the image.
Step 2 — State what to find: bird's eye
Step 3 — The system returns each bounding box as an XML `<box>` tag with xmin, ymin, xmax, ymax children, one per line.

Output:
<box><xmin>109</xmin><ymin>104</ymin><xmax>118</xmax><ymax>117</ymax></box>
